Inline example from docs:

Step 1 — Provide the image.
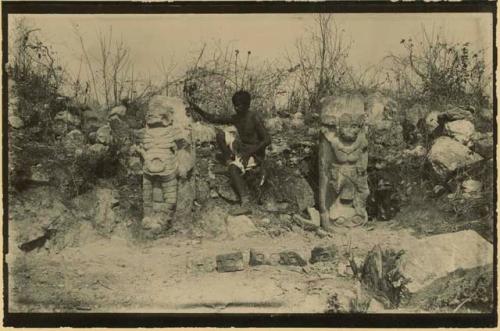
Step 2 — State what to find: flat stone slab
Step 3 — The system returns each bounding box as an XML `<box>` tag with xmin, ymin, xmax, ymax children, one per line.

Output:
<box><xmin>216</xmin><ymin>252</ymin><xmax>244</xmax><ymax>272</ymax></box>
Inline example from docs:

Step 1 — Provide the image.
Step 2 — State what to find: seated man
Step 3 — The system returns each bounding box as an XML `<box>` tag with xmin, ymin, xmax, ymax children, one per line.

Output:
<box><xmin>187</xmin><ymin>90</ymin><xmax>271</xmax><ymax>212</ymax></box>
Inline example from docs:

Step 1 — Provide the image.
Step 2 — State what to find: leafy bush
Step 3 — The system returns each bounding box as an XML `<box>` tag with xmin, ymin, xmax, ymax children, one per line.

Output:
<box><xmin>386</xmin><ymin>28</ymin><xmax>491</xmax><ymax>110</ymax></box>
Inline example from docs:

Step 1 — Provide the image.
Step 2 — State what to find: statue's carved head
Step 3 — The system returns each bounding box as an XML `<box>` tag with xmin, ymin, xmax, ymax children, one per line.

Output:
<box><xmin>146</xmin><ymin>95</ymin><xmax>174</xmax><ymax>127</ymax></box>
<box><xmin>338</xmin><ymin>112</ymin><xmax>364</xmax><ymax>142</ymax></box>
<box><xmin>320</xmin><ymin>94</ymin><xmax>365</xmax><ymax>142</ymax></box>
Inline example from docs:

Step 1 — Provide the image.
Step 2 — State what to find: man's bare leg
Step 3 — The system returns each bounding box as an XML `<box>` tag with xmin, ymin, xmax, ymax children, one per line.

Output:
<box><xmin>228</xmin><ymin>164</ymin><xmax>252</xmax><ymax>215</ymax></box>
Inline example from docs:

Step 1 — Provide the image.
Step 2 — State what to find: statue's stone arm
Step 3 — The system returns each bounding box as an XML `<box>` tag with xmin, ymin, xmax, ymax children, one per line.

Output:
<box><xmin>358</xmin><ymin>133</ymin><xmax>369</xmax><ymax>175</ymax></box>
<box><xmin>318</xmin><ymin>130</ymin><xmax>333</xmax><ymax>214</ymax></box>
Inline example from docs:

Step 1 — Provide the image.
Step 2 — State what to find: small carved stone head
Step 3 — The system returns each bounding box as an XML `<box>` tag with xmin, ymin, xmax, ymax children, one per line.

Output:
<box><xmin>320</xmin><ymin>94</ymin><xmax>365</xmax><ymax>142</ymax></box>
<box><xmin>338</xmin><ymin>112</ymin><xmax>364</xmax><ymax>142</ymax></box>
<box><xmin>146</xmin><ymin>95</ymin><xmax>174</xmax><ymax>127</ymax></box>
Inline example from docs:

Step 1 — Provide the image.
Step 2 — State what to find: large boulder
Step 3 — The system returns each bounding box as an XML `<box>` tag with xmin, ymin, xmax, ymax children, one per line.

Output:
<box><xmin>399</xmin><ymin>230</ymin><xmax>493</xmax><ymax>293</ymax></box>
<box><xmin>444</xmin><ymin>119</ymin><xmax>475</xmax><ymax>145</ymax></box>
<box><xmin>357</xmin><ymin>230</ymin><xmax>493</xmax><ymax>307</ymax></box>
<box><xmin>428</xmin><ymin>137</ymin><xmax>483</xmax><ymax>178</ymax></box>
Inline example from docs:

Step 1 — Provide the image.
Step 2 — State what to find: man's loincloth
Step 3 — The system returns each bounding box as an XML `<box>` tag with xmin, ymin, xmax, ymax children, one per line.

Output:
<box><xmin>223</xmin><ymin>128</ymin><xmax>258</xmax><ymax>174</ymax></box>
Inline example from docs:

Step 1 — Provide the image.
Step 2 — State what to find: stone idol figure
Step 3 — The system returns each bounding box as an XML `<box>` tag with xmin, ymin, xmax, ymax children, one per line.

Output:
<box><xmin>133</xmin><ymin>95</ymin><xmax>194</xmax><ymax>238</ymax></box>
<box><xmin>318</xmin><ymin>94</ymin><xmax>369</xmax><ymax>231</ymax></box>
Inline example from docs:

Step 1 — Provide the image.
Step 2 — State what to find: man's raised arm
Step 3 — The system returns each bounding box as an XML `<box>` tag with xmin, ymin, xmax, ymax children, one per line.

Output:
<box><xmin>187</xmin><ymin>100</ymin><xmax>233</xmax><ymax>125</ymax></box>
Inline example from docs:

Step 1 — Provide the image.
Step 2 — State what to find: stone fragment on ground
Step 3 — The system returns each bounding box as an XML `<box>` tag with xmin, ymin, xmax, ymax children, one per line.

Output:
<box><xmin>310</xmin><ymin>245</ymin><xmax>337</xmax><ymax>264</ymax></box>
<box><xmin>249</xmin><ymin>249</ymin><xmax>273</xmax><ymax>266</ymax></box>
<box><xmin>278</xmin><ymin>251</ymin><xmax>307</xmax><ymax>266</ymax></box>
<box><xmin>428</xmin><ymin>136</ymin><xmax>483</xmax><ymax>178</ymax></box>
<box><xmin>216</xmin><ymin>252</ymin><xmax>245</xmax><ymax>272</ymax></box>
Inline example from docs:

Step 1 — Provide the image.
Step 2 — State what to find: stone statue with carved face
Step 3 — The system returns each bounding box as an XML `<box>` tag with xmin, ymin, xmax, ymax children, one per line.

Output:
<box><xmin>134</xmin><ymin>96</ymin><xmax>193</xmax><ymax>238</ymax></box>
<box><xmin>318</xmin><ymin>95</ymin><xmax>370</xmax><ymax>231</ymax></box>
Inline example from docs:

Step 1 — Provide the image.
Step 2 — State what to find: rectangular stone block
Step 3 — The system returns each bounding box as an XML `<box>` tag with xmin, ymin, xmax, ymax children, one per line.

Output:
<box><xmin>278</xmin><ymin>251</ymin><xmax>307</xmax><ymax>266</ymax></box>
<box><xmin>310</xmin><ymin>245</ymin><xmax>338</xmax><ymax>264</ymax></box>
<box><xmin>249</xmin><ymin>249</ymin><xmax>272</xmax><ymax>266</ymax></box>
<box><xmin>216</xmin><ymin>252</ymin><xmax>245</xmax><ymax>272</ymax></box>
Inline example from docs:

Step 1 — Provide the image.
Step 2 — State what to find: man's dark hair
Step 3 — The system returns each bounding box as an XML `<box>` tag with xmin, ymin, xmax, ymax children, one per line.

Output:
<box><xmin>232</xmin><ymin>90</ymin><xmax>251</xmax><ymax>109</ymax></box>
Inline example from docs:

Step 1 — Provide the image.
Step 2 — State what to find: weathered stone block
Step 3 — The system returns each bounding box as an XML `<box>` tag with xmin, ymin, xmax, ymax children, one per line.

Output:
<box><xmin>249</xmin><ymin>249</ymin><xmax>272</xmax><ymax>266</ymax></box>
<box><xmin>310</xmin><ymin>244</ymin><xmax>337</xmax><ymax>264</ymax></box>
<box><xmin>278</xmin><ymin>251</ymin><xmax>307</xmax><ymax>266</ymax></box>
<box><xmin>216</xmin><ymin>252</ymin><xmax>244</xmax><ymax>272</ymax></box>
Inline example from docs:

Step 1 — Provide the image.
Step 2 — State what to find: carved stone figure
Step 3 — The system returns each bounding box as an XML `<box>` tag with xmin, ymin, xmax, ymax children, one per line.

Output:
<box><xmin>134</xmin><ymin>96</ymin><xmax>194</xmax><ymax>237</ymax></box>
<box><xmin>318</xmin><ymin>95</ymin><xmax>369</xmax><ymax>231</ymax></box>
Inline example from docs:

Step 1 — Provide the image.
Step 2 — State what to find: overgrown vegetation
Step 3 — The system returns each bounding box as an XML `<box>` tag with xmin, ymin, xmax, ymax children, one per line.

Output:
<box><xmin>385</xmin><ymin>27</ymin><xmax>491</xmax><ymax>110</ymax></box>
<box><xmin>8</xmin><ymin>15</ymin><xmax>494</xmax><ymax>236</ymax></box>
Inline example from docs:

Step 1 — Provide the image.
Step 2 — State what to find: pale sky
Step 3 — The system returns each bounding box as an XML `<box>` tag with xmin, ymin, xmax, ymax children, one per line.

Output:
<box><xmin>10</xmin><ymin>13</ymin><xmax>494</xmax><ymax>84</ymax></box>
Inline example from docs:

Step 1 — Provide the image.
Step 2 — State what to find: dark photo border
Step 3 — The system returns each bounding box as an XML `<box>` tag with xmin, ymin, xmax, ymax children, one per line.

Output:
<box><xmin>2</xmin><ymin>1</ymin><xmax>497</xmax><ymax>328</ymax></box>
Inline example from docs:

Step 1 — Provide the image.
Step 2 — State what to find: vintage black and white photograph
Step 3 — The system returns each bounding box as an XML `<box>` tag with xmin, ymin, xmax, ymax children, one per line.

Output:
<box><xmin>3</xmin><ymin>2</ymin><xmax>496</xmax><ymax>326</ymax></box>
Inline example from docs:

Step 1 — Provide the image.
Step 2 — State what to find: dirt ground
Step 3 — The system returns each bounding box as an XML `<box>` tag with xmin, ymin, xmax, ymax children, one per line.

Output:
<box><xmin>8</xmin><ymin>212</ymin><xmax>424</xmax><ymax>313</ymax></box>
